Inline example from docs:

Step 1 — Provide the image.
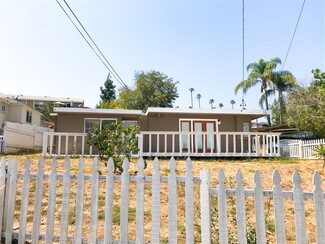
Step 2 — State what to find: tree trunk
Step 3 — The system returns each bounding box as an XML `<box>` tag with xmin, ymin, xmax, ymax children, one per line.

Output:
<box><xmin>264</xmin><ymin>90</ymin><xmax>271</xmax><ymax>126</ymax></box>
<box><xmin>279</xmin><ymin>91</ymin><xmax>284</xmax><ymax>125</ymax></box>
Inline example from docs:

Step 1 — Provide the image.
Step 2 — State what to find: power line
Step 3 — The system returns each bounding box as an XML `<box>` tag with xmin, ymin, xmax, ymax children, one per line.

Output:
<box><xmin>56</xmin><ymin>0</ymin><xmax>130</xmax><ymax>91</ymax></box>
<box><xmin>242</xmin><ymin>0</ymin><xmax>245</xmax><ymax>96</ymax></box>
<box><xmin>282</xmin><ymin>0</ymin><xmax>306</xmax><ymax>69</ymax></box>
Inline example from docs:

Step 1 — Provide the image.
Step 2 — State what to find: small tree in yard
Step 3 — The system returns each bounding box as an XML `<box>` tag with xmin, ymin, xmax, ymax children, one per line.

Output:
<box><xmin>86</xmin><ymin>123</ymin><xmax>139</xmax><ymax>174</ymax></box>
<box><xmin>314</xmin><ymin>144</ymin><xmax>325</xmax><ymax>168</ymax></box>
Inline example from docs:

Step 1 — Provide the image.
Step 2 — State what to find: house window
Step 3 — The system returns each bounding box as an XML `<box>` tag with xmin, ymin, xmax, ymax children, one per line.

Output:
<box><xmin>26</xmin><ymin>111</ymin><xmax>32</xmax><ymax>123</ymax></box>
<box><xmin>122</xmin><ymin>121</ymin><xmax>138</xmax><ymax>128</ymax></box>
<box><xmin>84</xmin><ymin>118</ymin><xmax>117</xmax><ymax>133</ymax></box>
<box><xmin>1</xmin><ymin>105</ymin><xmax>5</xmax><ymax>112</ymax></box>
<box><xmin>243</xmin><ymin>122</ymin><xmax>250</xmax><ymax>133</ymax></box>
<box><xmin>34</xmin><ymin>101</ymin><xmax>44</xmax><ymax>109</ymax></box>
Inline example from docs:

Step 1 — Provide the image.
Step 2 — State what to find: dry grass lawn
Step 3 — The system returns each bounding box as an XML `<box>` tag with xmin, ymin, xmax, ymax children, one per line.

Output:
<box><xmin>3</xmin><ymin>154</ymin><xmax>325</xmax><ymax>243</ymax></box>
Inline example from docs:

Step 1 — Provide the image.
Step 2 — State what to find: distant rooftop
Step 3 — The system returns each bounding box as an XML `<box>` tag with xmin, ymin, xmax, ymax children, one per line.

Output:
<box><xmin>0</xmin><ymin>93</ymin><xmax>84</xmax><ymax>103</ymax></box>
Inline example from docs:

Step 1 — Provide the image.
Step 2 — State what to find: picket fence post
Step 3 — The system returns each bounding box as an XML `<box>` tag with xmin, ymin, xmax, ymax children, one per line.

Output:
<box><xmin>217</xmin><ymin>169</ymin><xmax>228</xmax><ymax>244</ymax></box>
<box><xmin>293</xmin><ymin>171</ymin><xmax>307</xmax><ymax>243</ymax></box>
<box><xmin>18</xmin><ymin>158</ymin><xmax>31</xmax><ymax>244</ymax></box>
<box><xmin>120</xmin><ymin>157</ymin><xmax>130</xmax><ymax>244</ymax></box>
<box><xmin>5</xmin><ymin>157</ymin><xmax>18</xmax><ymax>244</ymax></box>
<box><xmin>254</xmin><ymin>170</ymin><xmax>266</xmax><ymax>244</ymax></box>
<box><xmin>89</xmin><ymin>157</ymin><xmax>99</xmax><ymax>243</ymax></box>
<box><xmin>185</xmin><ymin>157</ymin><xmax>194</xmax><ymax>244</ymax></box>
<box><xmin>151</xmin><ymin>157</ymin><xmax>161</xmax><ymax>244</ymax></box>
<box><xmin>200</xmin><ymin>169</ymin><xmax>211</xmax><ymax>244</ymax></box>
<box><xmin>104</xmin><ymin>157</ymin><xmax>115</xmax><ymax>244</ymax></box>
<box><xmin>235</xmin><ymin>170</ymin><xmax>247</xmax><ymax>244</ymax></box>
<box><xmin>59</xmin><ymin>157</ymin><xmax>71</xmax><ymax>244</ymax></box>
<box><xmin>272</xmin><ymin>170</ymin><xmax>286</xmax><ymax>243</ymax></box>
<box><xmin>168</xmin><ymin>157</ymin><xmax>178</xmax><ymax>244</ymax></box>
<box><xmin>0</xmin><ymin>157</ymin><xmax>7</xmax><ymax>235</ymax></box>
<box><xmin>313</xmin><ymin>171</ymin><xmax>325</xmax><ymax>243</ymax></box>
<box><xmin>135</xmin><ymin>157</ymin><xmax>145</xmax><ymax>244</ymax></box>
<box><xmin>74</xmin><ymin>157</ymin><xmax>85</xmax><ymax>244</ymax></box>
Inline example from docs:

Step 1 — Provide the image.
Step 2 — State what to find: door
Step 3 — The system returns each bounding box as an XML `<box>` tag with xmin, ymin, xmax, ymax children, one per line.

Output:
<box><xmin>180</xmin><ymin>120</ymin><xmax>217</xmax><ymax>153</ymax></box>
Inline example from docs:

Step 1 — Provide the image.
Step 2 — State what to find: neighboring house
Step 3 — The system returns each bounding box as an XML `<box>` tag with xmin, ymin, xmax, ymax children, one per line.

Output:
<box><xmin>44</xmin><ymin>107</ymin><xmax>281</xmax><ymax>157</ymax></box>
<box><xmin>0</xmin><ymin>93</ymin><xmax>84</xmax><ymax>110</ymax></box>
<box><xmin>0</xmin><ymin>96</ymin><xmax>43</xmax><ymax>129</ymax></box>
<box><xmin>0</xmin><ymin>96</ymin><xmax>53</xmax><ymax>153</ymax></box>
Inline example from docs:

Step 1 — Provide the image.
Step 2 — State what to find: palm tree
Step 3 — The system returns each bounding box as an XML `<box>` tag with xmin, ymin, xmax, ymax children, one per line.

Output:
<box><xmin>209</xmin><ymin>99</ymin><xmax>214</xmax><ymax>109</ymax></box>
<box><xmin>189</xmin><ymin>88</ymin><xmax>195</xmax><ymax>108</ymax></box>
<box><xmin>230</xmin><ymin>100</ymin><xmax>235</xmax><ymax>109</ymax></box>
<box><xmin>272</xmin><ymin>71</ymin><xmax>297</xmax><ymax>125</ymax></box>
<box><xmin>235</xmin><ymin>57</ymin><xmax>281</xmax><ymax>126</ymax></box>
<box><xmin>219</xmin><ymin>103</ymin><xmax>224</xmax><ymax>109</ymax></box>
<box><xmin>196</xmin><ymin>94</ymin><xmax>201</xmax><ymax>108</ymax></box>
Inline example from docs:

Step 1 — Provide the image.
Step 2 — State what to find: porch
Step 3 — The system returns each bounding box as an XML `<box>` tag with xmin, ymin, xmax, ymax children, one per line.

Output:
<box><xmin>42</xmin><ymin>131</ymin><xmax>281</xmax><ymax>157</ymax></box>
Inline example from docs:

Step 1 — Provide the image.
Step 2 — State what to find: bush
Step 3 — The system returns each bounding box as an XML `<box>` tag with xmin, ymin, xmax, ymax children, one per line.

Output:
<box><xmin>86</xmin><ymin>123</ymin><xmax>139</xmax><ymax>173</ymax></box>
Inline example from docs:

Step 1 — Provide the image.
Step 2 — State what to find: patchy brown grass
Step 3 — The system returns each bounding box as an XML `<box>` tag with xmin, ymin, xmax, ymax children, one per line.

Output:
<box><xmin>3</xmin><ymin>154</ymin><xmax>325</xmax><ymax>243</ymax></box>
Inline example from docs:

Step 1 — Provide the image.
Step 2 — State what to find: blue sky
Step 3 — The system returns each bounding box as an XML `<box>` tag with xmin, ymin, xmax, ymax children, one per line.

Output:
<box><xmin>1</xmin><ymin>0</ymin><xmax>324</xmax><ymax>109</ymax></box>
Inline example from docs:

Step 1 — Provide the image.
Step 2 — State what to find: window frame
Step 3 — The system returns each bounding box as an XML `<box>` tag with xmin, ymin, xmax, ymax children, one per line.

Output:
<box><xmin>84</xmin><ymin>118</ymin><xmax>117</xmax><ymax>133</ymax></box>
<box><xmin>26</xmin><ymin>111</ymin><xmax>32</xmax><ymax>123</ymax></box>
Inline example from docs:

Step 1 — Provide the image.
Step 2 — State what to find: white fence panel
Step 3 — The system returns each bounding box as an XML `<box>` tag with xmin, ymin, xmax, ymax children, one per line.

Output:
<box><xmin>287</xmin><ymin>139</ymin><xmax>325</xmax><ymax>159</ymax></box>
<box><xmin>0</xmin><ymin>156</ymin><xmax>323</xmax><ymax>243</ymax></box>
<box><xmin>2</xmin><ymin>121</ymin><xmax>53</xmax><ymax>154</ymax></box>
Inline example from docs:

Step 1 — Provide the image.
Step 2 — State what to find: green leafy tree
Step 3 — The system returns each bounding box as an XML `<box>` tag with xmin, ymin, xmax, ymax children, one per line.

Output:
<box><xmin>98</xmin><ymin>73</ymin><xmax>116</xmax><ymax>108</ymax></box>
<box><xmin>286</xmin><ymin>69</ymin><xmax>325</xmax><ymax>138</ymax></box>
<box><xmin>235</xmin><ymin>57</ymin><xmax>281</xmax><ymax>126</ymax></box>
<box><xmin>86</xmin><ymin>123</ymin><xmax>139</xmax><ymax>173</ymax></box>
<box><xmin>272</xmin><ymin>71</ymin><xmax>297</xmax><ymax>125</ymax></box>
<box><xmin>270</xmin><ymin>99</ymin><xmax>280</xmax><ymax>126</ymax></box>
<box><xmin>118</xmin><ymin>70</ymin><xmax>179</xmax><ymax>111</ymax></box>
<box><xmin>41</xmin><ymin>103</ymin><xmax>54</xmax><ymax>123</ymax></box>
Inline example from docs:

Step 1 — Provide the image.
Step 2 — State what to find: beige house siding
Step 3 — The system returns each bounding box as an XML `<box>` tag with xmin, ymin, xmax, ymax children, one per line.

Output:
<box><xmin>7</xmin><ymin>104</ymin><xmax>42</xmax><ymax>126</ymax></box>
<box><xmin>55</xmin><ymin>113</ymin><xmax>142</xmax><ymax>133</ymax></box>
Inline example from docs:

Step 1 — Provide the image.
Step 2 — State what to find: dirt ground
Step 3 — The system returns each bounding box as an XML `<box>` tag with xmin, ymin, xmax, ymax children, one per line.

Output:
<box><xmin>3</xmin><ymin>154</ymin><xmax>325</xmax><ymax>243</ymax></box>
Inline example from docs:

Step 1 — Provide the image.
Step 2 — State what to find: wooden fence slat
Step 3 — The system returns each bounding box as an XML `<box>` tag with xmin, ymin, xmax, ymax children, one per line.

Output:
<box><xmin>254</xmin><ymin>170</ymin><xmax>266</xmax><ymax>244</ymax></box>
<box><xmin>218</xmin><ymin>169</ymin><xmax>228</xmax><ymax>244</ymax></box>
<box><xmin>18</xmin><ymin>158</ymin><xmax>31</xmax><ymax>244</ymax></box>
<box><xmin>235</xmin><ymin>170</ymin><xmax>247</xmax><ymax>244</ymax></box>
<box><xmin>168</xmin><ymin>157</ymin><xmax>177</xmax><ymax>244</ymax></box>
<box><xmin>185</xmin><ymin>157</ymin><xmax>194</xmax><ymax>244</ymax></box>
<box><xmin>272</xmin><ymin>170</ymin><xmax>286</xmax><ymax>243</ymax></box>
<box><xmin>293</xmin><ymin>171</ymin><xmax>307</xmax><ymax>244</ymax></box>
<box><xmin>74</xmin><ymin>157</ymin><xmax>85</xmax><ymax>243</ymax></box>
<box><xmin>104</xmin><ymin>158</ymin><xmax>115</xmax><ymax>244</ymax></box>
<box><xmin>200</xmin><ymin>169</ymin><xmax>211</xmax><ymax>244</ymax></box>
<box><xmin>120</xmin><ymin>157</ymin><xmax>130</xmax><ymax>244</ymax></box>
<box><xmin>136</xmin><ymin>158</ymin><xmax>145</xmax><ymax>244</ymax></box>
<box><xmin>89</xmin><ymin>157</ymin><xmax>100</xmax><ymax>243</ymax></box>
<box><xmin>0</xmin><ymin>157</ymin><xmax>7</xmax><ymax>234</ymax></box>
<box><xmin>31</xmin><ymin>158</ymin><xmax>44</xmax><ymax>244</ymax></box>
<box><xmin>151</xmin><ymin>157</ymin><xmax>161</xmax><ymax>244</ymax></box>
<box><xmin>45</xmin><ymin>158</ymin><xmax>58</xmax><ymax>244</ymax></box>
<box><xmin>313</xmin><ymin>171</ymin><xmax>325</xmax><ymax>243</ymax></box>
<box><xmin>5</xmin><ymin>157</ymin><xmax>18</xmax><ymax>244</ymax></box>
<box><xmin>59</xmin><ymin>157</ymin><xmax>71</xmax><ymax>243</ymax></box>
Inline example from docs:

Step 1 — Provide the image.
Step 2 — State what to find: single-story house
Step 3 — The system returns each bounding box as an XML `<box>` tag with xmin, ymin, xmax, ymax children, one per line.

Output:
<box><xmin>44</xmin><ymin>107</ymin><xmax>281</xmax><ymax>157</ymax></box>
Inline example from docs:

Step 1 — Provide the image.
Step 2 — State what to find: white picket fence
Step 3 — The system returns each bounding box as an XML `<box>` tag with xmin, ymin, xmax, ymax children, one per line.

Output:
<box><xmin>286</xmin><ymin>139</ymin><xmax>325</xmax><ymax>159</ymax></box>
<box><xmin>1</xmin><ymin>156</ymin><xmax>325</xmax><ymax>243</ymax></box>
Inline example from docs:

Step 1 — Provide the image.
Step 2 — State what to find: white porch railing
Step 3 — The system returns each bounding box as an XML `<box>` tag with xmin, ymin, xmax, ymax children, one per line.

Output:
<box><xmin>139</xmin><ymin>131</ymin><xmax>280</xmax><ymax>157</ymax></box>
<box><xmin>42</xmin><ymin>131</ymin><xmax>281</xmax><ymax>157</ymax></box>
